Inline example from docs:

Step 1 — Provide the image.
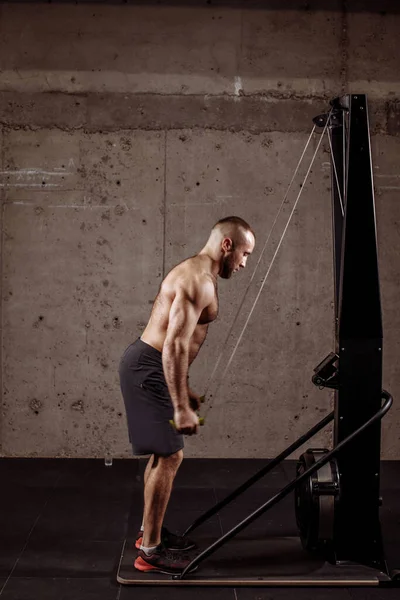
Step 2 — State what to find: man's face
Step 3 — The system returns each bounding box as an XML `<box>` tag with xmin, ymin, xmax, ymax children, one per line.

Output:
<box><xmin>220</xmin><ymin>232</ymin><xmax>255</xmax><ymax>279</ymax></box>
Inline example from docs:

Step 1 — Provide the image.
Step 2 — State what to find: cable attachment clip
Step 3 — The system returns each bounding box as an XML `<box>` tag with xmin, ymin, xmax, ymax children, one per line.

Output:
<box><xmin>312</xmin><ymin>352</ymin><xmax>339</xmax><ymax>390</ymax></box>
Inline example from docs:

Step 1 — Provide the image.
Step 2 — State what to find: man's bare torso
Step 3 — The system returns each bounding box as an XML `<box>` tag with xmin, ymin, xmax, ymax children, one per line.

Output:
<box><xmin>141</xmin><ymin>255</ymin><xmax>219</xmax><ymax>355</ymax></box>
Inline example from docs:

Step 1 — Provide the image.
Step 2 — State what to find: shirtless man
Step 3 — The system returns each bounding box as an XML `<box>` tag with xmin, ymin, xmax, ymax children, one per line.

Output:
<box><xmin>118</xmin><ymin>216</ymin><xmax>255</xmax><ymax>574</ymax></box>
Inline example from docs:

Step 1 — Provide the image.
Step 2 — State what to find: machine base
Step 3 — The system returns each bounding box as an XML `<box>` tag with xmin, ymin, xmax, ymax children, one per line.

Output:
<box><xmin>117</xmin><ymin>535</ymin><xmax>390</xmax><ymax>586</ymax></box>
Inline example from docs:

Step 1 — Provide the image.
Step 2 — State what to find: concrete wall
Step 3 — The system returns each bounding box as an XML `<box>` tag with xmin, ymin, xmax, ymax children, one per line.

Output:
<box><xmin>0</xmin><ymin>1</ymin><xmax>399</xmax><ymax>458</ymax></box>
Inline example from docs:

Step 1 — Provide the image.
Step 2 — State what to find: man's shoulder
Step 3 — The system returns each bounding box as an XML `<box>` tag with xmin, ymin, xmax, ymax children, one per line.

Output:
<box><xmin>165</xmin><ymin>261</ymin><xmax>214</xmax><ymax>303</ymax></box>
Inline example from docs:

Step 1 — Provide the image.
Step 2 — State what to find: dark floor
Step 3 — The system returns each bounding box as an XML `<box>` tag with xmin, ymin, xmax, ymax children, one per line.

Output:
<box><xmin>0</xmin><ymin>458</ymin><xmax>399</xmax><ymax>599</ymax></box>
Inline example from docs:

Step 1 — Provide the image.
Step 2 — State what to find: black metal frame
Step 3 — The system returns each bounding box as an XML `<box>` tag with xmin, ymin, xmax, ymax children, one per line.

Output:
<box><xmin>331</xmin><ymin>95</ymin><xmax>384</xmax><ymax>568</ymax></box>
<box><xmin>174</xmin><ymin>94</ymin><xmax>392</xmax><ymax>580</ymax></box>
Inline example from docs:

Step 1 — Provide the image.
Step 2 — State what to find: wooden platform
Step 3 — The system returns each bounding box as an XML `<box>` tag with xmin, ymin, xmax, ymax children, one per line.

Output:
<box><xmin>117</xmin><ymin>535</ymin><xmax>390</xmax><ymax>586</ymax></box>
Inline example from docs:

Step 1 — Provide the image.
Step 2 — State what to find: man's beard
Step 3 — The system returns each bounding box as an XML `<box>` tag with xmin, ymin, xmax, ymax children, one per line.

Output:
<box><xmin>220</xmin><ymin>255</ymin><xmax>235</xmax><ymax>279</ymax></box>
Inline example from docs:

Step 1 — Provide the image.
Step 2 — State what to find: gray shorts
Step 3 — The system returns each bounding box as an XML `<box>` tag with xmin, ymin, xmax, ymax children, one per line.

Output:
<box><xmin>118</xmin><ymin>338</ymin><xmax>184</xmax><ymax>456</ymax></box>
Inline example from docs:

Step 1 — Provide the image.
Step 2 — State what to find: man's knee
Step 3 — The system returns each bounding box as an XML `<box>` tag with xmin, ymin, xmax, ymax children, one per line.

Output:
<box><xmin>155</xmin><ymin>449</ymin><xmax>183</xmax><ymax>470</ymax></box>
<box><xmin>173</xmin><ymin>448</ymin><xmax>184</xmax><ymax>467</ymax></box>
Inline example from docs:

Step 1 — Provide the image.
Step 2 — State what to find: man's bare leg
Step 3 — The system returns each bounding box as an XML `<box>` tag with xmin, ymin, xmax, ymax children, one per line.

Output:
<box><xmin>144</xmin><ymin>454</ymin><xmax>155</xmax><ymax>486</ymax></box>
<box><xmin>140</xmin><ymin>454</ymin><xmax>155</xmax><ymax>529</ymax></box>
<box><xmin>142</xmin><ymin>449</ymin><xmax>183</xmax><ymax>547</ymax></box>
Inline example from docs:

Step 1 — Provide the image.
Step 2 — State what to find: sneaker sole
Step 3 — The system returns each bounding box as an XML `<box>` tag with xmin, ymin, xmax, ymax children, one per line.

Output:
<box><xmin>134</xmin><ymin>555</ymin><xmax>197</xmax><ymax>575</ymax></box>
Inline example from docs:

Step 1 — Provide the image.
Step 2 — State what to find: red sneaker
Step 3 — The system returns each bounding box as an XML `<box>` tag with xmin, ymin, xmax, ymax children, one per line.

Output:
<box><xmin>134</xmin><ymin>544</ymin><xmax>196</xmax><ymax>575</ymax></box>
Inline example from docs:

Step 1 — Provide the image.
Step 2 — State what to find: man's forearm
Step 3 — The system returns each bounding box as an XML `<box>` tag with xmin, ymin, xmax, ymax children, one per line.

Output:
<box><xmin>162</xmin><ymin>341</ymin><xmax>190</xmax><ymax>410</ymax></box>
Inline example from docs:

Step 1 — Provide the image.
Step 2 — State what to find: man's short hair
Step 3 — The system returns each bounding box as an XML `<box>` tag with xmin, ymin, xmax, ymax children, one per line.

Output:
<box><xmin>213</xmin><ymin>216</ymin><xmax>255</xmax><ymax>239</ymax></box>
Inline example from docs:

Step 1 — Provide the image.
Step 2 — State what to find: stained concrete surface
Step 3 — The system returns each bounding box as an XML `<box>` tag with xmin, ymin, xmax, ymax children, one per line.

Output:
<box><xmin>0</xmin><ymin>1</ymin><xmax>399</xmax><ymax>458</ymax></box>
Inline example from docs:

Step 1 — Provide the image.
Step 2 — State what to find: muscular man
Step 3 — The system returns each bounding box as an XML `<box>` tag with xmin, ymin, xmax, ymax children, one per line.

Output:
<box><xmin>118</xmin><ymin>216</ymin><xmax>255</xmax><ymax>574</ymax></box>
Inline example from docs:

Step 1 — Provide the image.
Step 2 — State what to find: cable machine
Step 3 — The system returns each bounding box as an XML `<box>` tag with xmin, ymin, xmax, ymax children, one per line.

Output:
<box><xmin>298</xmin><ymin>94</ymin><xmax>388</xmax><ymax>569</ymax></box>
<box><xmin>117</xmin><ymin>94</ymin><xmax>396</xmax><ymax>586</ymax></box>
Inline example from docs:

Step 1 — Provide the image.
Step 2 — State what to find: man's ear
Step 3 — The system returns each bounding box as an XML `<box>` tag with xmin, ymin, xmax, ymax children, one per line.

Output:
<box><xmin>222</xmin><ymin>237</ymin><xmax>233</xmax><ymax>252</ymax></box>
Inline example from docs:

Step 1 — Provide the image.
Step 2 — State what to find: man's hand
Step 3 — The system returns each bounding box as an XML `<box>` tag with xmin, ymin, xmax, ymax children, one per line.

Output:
<box><xmin>174</xmin><ymin>407</ymin><xmax>199</xmax><ymax>435</ymax></box>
